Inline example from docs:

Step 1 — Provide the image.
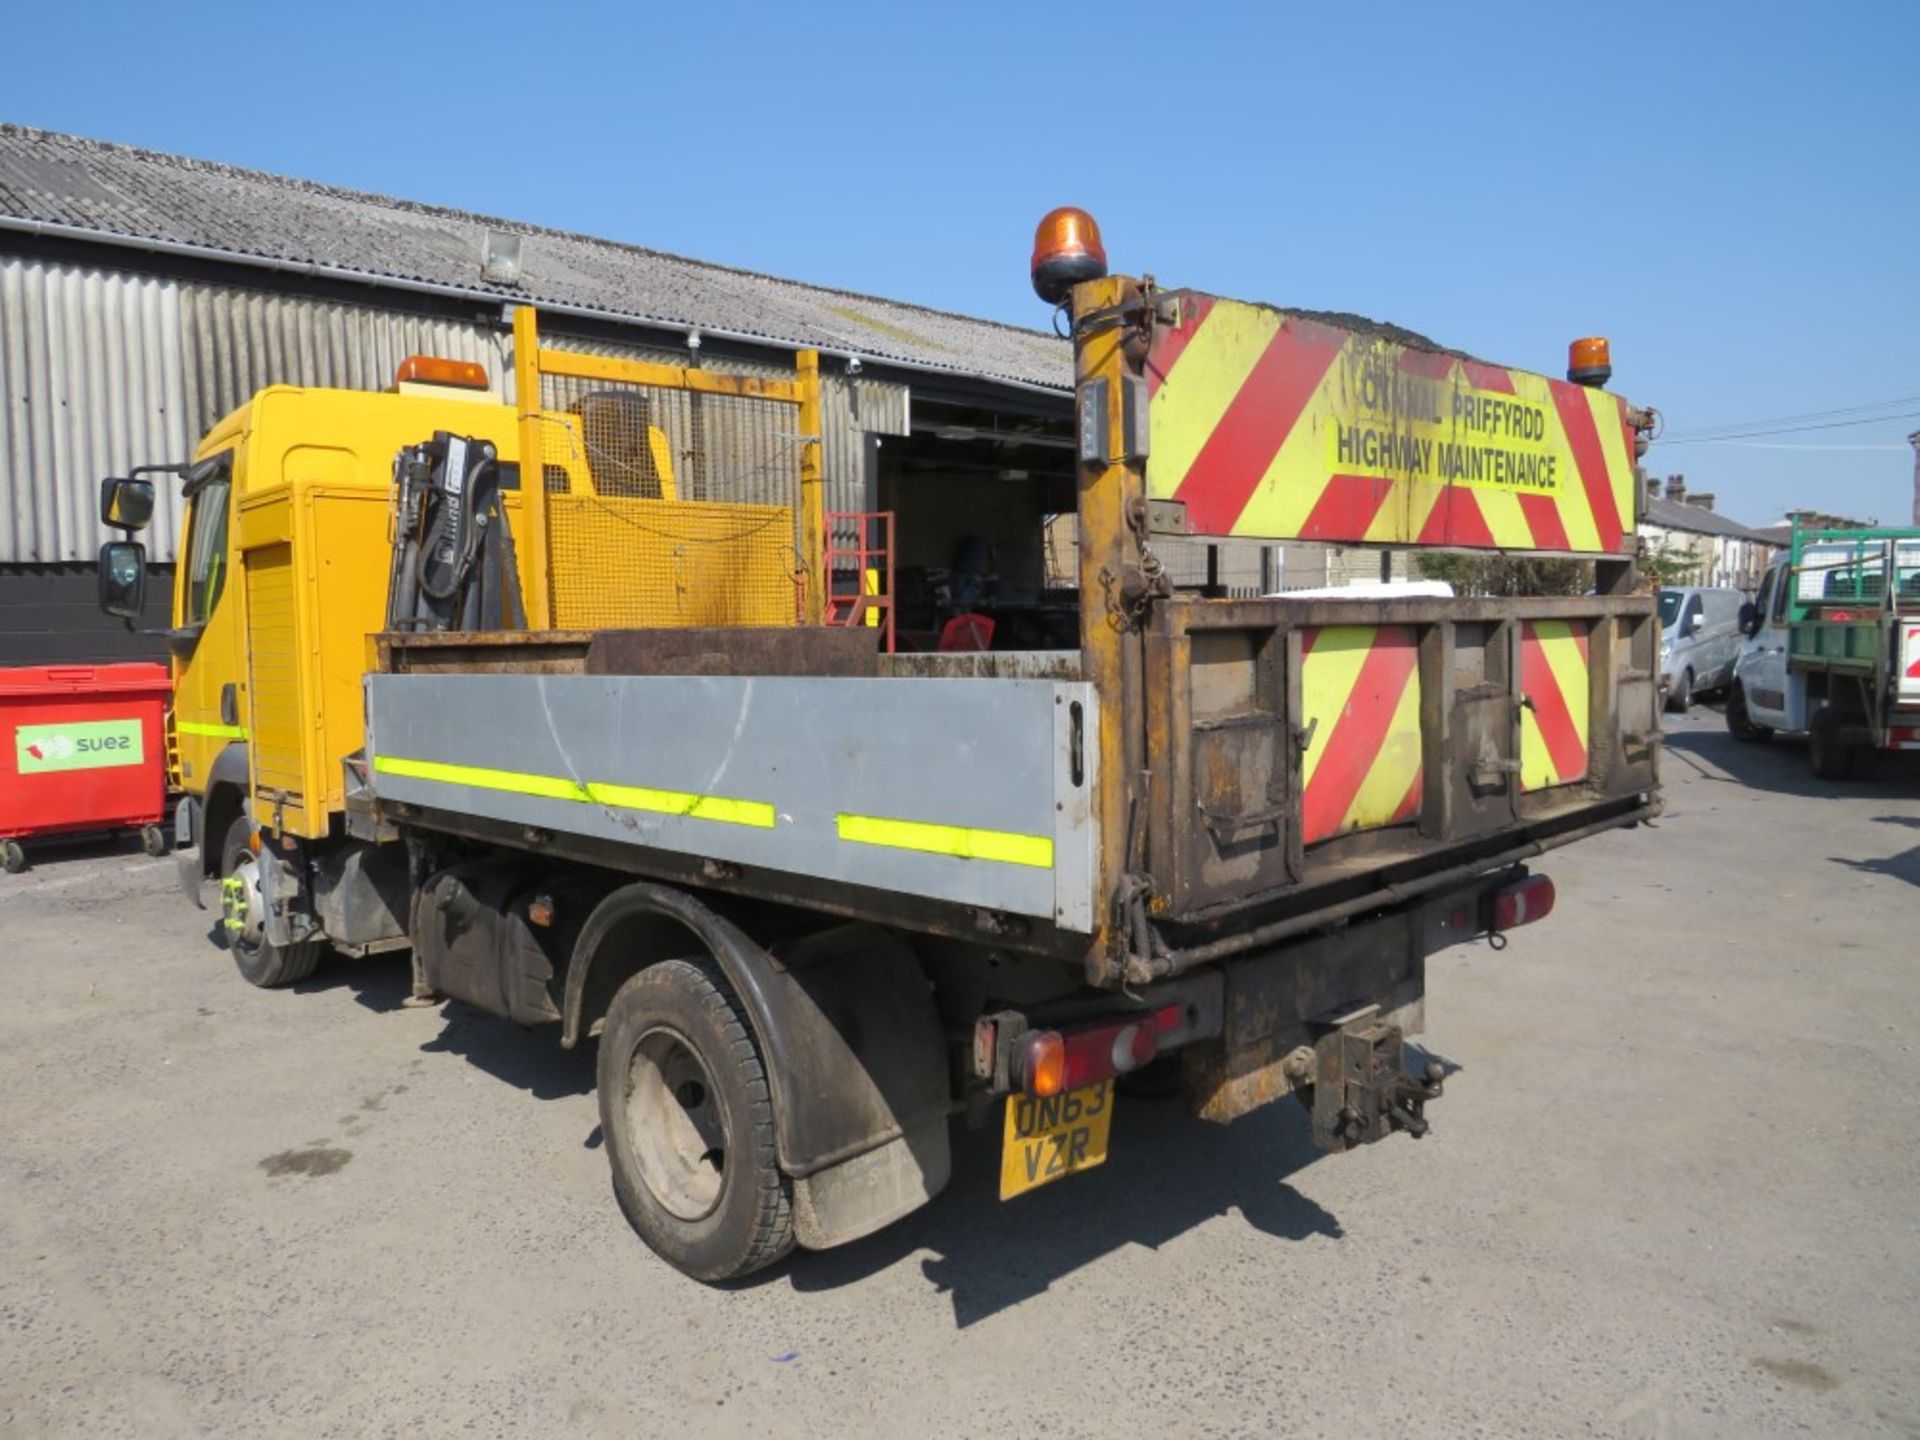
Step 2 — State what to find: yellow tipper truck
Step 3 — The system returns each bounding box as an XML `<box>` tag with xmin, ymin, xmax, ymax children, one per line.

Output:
<box><xmin>98</xmin><ymin>213</ymin><xmax>1661</xmax><ymax>1281</ymax></box>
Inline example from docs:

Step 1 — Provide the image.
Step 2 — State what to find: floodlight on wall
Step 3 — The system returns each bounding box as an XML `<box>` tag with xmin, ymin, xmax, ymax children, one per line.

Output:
<box><xmin>482</xmin><ymin>231</ymin><xmax>523</xmax><ymax>286</ymax></box>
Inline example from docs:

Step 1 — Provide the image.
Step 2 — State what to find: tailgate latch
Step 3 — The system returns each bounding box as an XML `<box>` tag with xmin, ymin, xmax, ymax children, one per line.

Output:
<box><xmin>1308</xmin><ymin>1013</ymin><xmax>1445</xmax><ymax>1153</ymax></box>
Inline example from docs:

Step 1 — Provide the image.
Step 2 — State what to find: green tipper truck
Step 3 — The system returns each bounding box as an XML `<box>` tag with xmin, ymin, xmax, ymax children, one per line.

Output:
<box><xmin>1728</xmin><ymin>523</ymin><xmax>1920</xmax><ymax>777</ymax></box>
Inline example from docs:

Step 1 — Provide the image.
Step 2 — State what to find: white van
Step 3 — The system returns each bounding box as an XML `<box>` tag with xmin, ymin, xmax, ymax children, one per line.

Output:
<box><xmin>1659</xmin><ymin>586</ymin><xmax>1745</xmax><ymax>711</ymax></box>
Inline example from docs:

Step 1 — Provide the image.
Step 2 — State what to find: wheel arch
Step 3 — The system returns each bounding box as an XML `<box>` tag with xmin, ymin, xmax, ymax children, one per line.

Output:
<box><xmin>199</xmin><ymin>743</ymin><xmax>251</xmax><ymax>878</ymax></box>
<box><xmin>562</xmin><ymin>881</ymin><xmax>951</xmax><ymax>1189</ymax></box>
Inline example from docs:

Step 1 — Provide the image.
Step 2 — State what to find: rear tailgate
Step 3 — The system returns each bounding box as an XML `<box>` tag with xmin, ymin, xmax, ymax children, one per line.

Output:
<box><xmin>1144</xmin><ymin>592</ymin><xmax>1659</xmax><ymax>923</ymax></box>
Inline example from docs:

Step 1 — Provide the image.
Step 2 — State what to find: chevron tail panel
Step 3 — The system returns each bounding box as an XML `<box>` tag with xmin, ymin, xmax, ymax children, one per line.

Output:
<box><xmin>1519</xmin><ymin>619</ymin><xmax>1592</xmax><ymax>791</ymax></box>
<box><xmin>1299</xmin><ymin>625</ymin><xmax>1424</xmax><ymax>845</ymax></box>
<box><xmin>1146</xmin><ymin>293</ymin><xmax>1638</xmax><ymax>555</ymax></box>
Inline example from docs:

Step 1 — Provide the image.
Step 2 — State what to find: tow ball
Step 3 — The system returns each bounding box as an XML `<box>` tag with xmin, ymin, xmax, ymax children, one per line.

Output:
<box><xmin>1304</xmin><ymin>1014</ymin><xmax>1446</xmax><ymax>1153</ymax></box>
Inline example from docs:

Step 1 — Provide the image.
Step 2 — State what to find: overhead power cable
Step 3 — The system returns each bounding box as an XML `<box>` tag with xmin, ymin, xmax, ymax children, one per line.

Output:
<box><xmin>1660</xmin><ymin>393</ymin><xmax>1920</xmax><ymax>441</ymax></box>
<box><xmin>1657</xmin><ymin>410</ymin><xmax>1920</xmax><ymax>446</ymax></box>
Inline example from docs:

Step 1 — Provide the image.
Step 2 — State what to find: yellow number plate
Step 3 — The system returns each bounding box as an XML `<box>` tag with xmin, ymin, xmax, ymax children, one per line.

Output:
<box><xmin>998</xmin><ymin>1081</ymin><xmax>1114</xmax><ymax>1200</ymax></box>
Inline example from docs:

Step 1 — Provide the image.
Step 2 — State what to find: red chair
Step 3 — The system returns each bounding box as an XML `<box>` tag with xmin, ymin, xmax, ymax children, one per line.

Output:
<box><xmin>937</xmin><ymin>613</ymin><xmax>995</xmax><ymax>653</ymax></box>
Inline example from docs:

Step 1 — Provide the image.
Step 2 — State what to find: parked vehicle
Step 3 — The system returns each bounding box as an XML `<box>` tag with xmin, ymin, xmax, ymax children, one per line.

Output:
<box><xmin>98</xmin><ymin>212</ymin><xmax>1662</xmax><ymax>1281</ymax></box>
<box><xmin>1658</xmin><ymin>586</ymin><xmax>1745</xmax><ymax>711</ymax></box>
<box><xmin>1727</xmin><ymin>525</ymin><xmax>1920</xmax><ymax>777</ymax></box>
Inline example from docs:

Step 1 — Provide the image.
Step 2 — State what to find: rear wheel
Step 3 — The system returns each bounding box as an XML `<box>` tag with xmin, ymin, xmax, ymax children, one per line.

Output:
<box><xmin>1726</xmin><ymin>685</ymin><xmax>1772</xmax><ymax>743</ymax></box>
<box><xmin>597</xmin><ymin>956</ymin><xmax>793</xmax><ymax>1282</ymax></box>
<box><xmin>1808</xmin><ymin>704</ymin><xmax>1854</xmax><ymax>781</ymax></box>
<box><xmin>1</xmin><ymin>840</ymin><xmax>25</xmax><ymax>874</ymax></box>
<box><xmin>219</xmin><ymin>816</ymin><xmax>323</xmax><ymax>988</ymax></box>
<box><xmin>140</xmin><ymin>824</ymin><xmax>168</xmax><ymax>858</ymax></box>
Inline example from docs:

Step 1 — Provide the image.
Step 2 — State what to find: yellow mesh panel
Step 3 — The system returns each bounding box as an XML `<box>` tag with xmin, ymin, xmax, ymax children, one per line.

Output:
<box><xmin>548</xmin><ymin>496</ymin><xmax>797</xmax><ymax>628</ymax></box>
<box><xmin>535</xmin><ymin>365</ymin><xmax>805</xmax><ymax>628</ymax></box>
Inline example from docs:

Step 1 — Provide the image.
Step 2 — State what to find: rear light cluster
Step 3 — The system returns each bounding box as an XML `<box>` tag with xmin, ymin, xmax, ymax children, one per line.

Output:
<box><xmin>1018</xmin><ymin>1005</ymin><xmax>1181</xmax><ymax>1098</ymax></box>
<box><xmin>1491</xmin><ymin>874</ymin><xmax>1555</xmax><ymax>931</ymax></box>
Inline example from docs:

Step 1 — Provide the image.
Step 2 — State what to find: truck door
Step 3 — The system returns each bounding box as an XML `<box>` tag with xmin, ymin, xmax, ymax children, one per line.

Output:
<box><xmin>1739</xmin><ymin>561</ymin><xmax>1791</xmax><ymax>729</ymax></box>
<box><xmin>171</xmin><ymin>455</ymin><xmax>246</xmax><ymax>795</ymax></box>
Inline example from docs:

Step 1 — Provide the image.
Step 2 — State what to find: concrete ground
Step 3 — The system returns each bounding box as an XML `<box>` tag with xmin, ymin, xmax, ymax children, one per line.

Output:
<box><xmin>2</xmin><ymin>705</ymin><xmax>1917</xmax><ymax>1439</ymax></box>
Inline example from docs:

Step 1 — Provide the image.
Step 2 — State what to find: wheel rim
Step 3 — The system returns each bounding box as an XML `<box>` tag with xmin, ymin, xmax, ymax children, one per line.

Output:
<box><xmin>220</xmin><ymin>853</ymin><xmax>266</xmax><ymax>954</ymax></box>
<box><xmin>625</xmin><ymin>1026</ymin><xmax>727</xmax><ymax>1221</ymax></box>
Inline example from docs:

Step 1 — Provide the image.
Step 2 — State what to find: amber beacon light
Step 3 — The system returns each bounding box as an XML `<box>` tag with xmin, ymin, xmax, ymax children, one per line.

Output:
<box><xmin>1566</xmin><ymin>337</ymin><xmax>1612</xmax><ymax>388</ymax></box>
<box><xmin>1030</xmin><ymin>207</ymin><xmax>1108</xmax><ymax>304</ymax></box>
<box><xmin>396</xmin><ymin>355</ymin><xmax>490</xmax><ymax>390</ymax></box>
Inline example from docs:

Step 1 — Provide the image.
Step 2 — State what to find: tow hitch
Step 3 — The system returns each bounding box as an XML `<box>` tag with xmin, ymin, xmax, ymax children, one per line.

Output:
<box><xmin>1306</xmin><ymin>1009</ymin><xmax>1444</xmax><ymax>1153</ymax></box>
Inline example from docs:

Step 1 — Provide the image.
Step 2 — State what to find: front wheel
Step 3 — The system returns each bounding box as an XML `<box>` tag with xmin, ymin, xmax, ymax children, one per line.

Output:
<box><xmin>1726</xmin><ymin>685</ymin><xmax>1772</xmax><ymax>744</ymax></box>
<box><xmin>219</xmin><ymin>816</ymin><xmax>323</xmax><ymax>988</ymax></box>
<box><xmin>597</xmin><ymin>957</ymin><xmax>794</xmax><ymax>1282</ymax></box>
<box><xmin>1666</xmin><ymin>668</ymin><xmax>1694</xmax><ymax>714</ymax></box>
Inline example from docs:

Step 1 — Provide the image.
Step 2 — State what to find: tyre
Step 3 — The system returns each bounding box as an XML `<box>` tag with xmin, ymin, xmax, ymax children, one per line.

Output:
<box><xmin>1726</xmin><ymin>685</ymin><xmax>1772</xmax><ymax>744</ymax></box>
<box><xmin>140</xmin><ymin>824</ymin><xmax>169</xmax><ymax>858</ymax></box>
<box><xmin>1666</xmin><ymin>668</ymin><xmax>1693</xmax><ymax>714</ymax></box>
<box><xmin>1</xmin><ymin>840</ymin><xmax>24</xmax><ymax>874</ymax></box>
<box><xmin>1808</xmin><ymin>704</ymin><xmax>1853</xmax><ymax>781</ymax></box>
<box><xmin>219</xmin><ymin>816</ymin><xmax>323</xmax><ymax>988</ymax></box>
<box><xmin>597</xmin><ymin>956</ymin><xmax>794</xmax><ymax>1282</ymax></box>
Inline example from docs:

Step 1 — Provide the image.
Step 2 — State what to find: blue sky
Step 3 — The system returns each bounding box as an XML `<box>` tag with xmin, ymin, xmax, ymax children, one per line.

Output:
<box><xmin>7</xmin><ymin>0</ymin><xmax>1916</xmax><ymax>526</ymax></box>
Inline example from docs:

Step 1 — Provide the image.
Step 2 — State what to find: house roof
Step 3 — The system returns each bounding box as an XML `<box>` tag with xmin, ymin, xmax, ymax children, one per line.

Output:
<box><xmin>0</xmin><ymin>124</ymin><xmax>1073</xmax><ymax>393</ymax></box>
<box><xmin>1643</xmin><ymin>493</ymin><xmax>1778</xmax><ymax>545</ymax></box>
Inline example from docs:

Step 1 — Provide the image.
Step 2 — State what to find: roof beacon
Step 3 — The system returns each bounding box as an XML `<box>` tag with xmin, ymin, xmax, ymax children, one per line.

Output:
<box><xmin>395</xmin><ymin>355</ymin><xmax>489</xmax><ymax>390</ymax></box>
<box><xmin>1030</xmin><ymin>207</ymin><xmax>1108</xmax><ymax>304</ymax></box>
<box><xmin>1567</xmin><ymin>337</ymin><xmax>1612</xmax><ymax>388</ymax></box>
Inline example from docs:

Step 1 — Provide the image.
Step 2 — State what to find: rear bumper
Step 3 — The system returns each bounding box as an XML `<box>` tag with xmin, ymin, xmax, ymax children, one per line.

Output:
<box><xmin>1179</xmin><ymin>869</ymin><xmax>1532</xmax><ymax>1130</ymax></box>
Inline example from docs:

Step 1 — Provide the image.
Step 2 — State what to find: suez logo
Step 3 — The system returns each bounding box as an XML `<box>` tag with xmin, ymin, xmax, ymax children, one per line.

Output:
<box><xmin>13</xmin><ymin>719</ymin><xmax>146</xmax><ymax>774</ymax></box>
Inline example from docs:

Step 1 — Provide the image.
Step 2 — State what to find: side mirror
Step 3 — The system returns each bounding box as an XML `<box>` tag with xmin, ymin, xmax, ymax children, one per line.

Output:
<box><xmin>98</xmin><ymin>540</ymin><xmax>148</xmax><ymax>622</ymax></box>
<box><xmin>1737</xmin><ymin>602</ymin><xmax>1759</xmax><ymax>636</ymax></box>
<box><xmin>100</xmin><ymin>476</ymin><xmax>156</xmax><ymax>532</ymax></box>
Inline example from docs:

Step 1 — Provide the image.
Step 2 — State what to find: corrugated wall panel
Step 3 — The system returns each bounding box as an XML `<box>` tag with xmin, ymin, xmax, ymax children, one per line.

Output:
<box><xmin>180</xmin><ymin>287</ymin><xmax>501</xmax><ymax>443</ymax></box>
<box><xmin>0</xmin><ymin>257</ymin><xmax>190</xmax><ymax>562</ymax></box>
<box><xmin>822</xmin><ymin>376</ymin><xmax>908</xmax><ymax>515</ymax></box>
<box><xmin>2</xmin><ymin>262</ymin><xmax>911</xmax><ymax>565</ymax></box>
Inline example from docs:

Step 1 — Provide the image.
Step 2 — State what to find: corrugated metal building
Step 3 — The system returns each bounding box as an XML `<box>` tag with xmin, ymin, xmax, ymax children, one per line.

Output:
<box><xmin>0</xmin><ymin>126</ymin><xmax>1069</xmax><ymax>659</ymax></box>
<box><xmin>0</xmin><ymin>125</ymin><xmax>1285</xmax><ymax>661</ymax></box>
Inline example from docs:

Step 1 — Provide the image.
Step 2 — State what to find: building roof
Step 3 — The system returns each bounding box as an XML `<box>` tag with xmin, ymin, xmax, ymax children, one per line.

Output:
<box><xmin>1643</xmin><ymin>493</ymin><xmax>1778</xmax><ymax>545</ymax></box>
<box><xmin>0</xmin><ymin>124</ymin><xmax>1072</xmax><ymax>393</ymax></box>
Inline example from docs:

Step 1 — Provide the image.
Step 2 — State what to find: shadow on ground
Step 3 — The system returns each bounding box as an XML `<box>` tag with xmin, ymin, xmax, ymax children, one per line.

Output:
<box><xmin>778</xmin><ymin>1092</ymin><xmax>1340</xmax><ymax>1328</ymax></box>
<box><xmin>1663</xmin><ymin>720</ymin><xmax>1920</xmax><ymax>800</ymax></box>
<box><xmin>293</xmin><ymin>953</ymin><xmax>598</xmax><ymax>1100</ymax></box>
<box><xmin>1</xmin><ymin>829</ymin><xmax>158</xmax><ymax>875</ymax></box>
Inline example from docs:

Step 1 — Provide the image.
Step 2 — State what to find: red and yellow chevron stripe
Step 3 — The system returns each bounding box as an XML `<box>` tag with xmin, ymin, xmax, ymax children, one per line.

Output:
<box><xmin>1146</xmin><ymin>294</ymin><xmax>1638</xmax><ymax>554</ymax></box>
<box><xmin>1519</xmin><ymin>619</ymin><xmax>1591</xmax><ymax>790</ymax></box>
<box><xmin>1300</xmin><ymin>625</ymin><xmax>1423</xmax><ymax>845</ymax></box>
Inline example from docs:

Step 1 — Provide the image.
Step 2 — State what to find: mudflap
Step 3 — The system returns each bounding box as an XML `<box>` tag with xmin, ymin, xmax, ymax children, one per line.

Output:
<box><xmin>1306</xmin><ymin>1009</ymin><xmax>1444</xmax><ymax>1153</ymax></box>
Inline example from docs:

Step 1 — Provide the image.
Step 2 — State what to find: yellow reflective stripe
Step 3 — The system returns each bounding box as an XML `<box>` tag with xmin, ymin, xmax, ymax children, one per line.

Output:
<box><xmin>373</xmin><ymin>755</ymin><xmax>771</xmax><ymax>828</ymax></box>
<box><xmin>375</xmin><ymin>754</ymin><xmax>586</xmax><ymax>801</ymax></box>
<box><xmin>836</xmin><ymin>813</ymin><xmax>1053</xmax><ymax>869</ymax></box>
<box><xmin>584</xmin><ymin>781</ymin><xmax>774</xmax><ymax>829</ymax></box>
<box><xmin>177</xmin><ymin>721</ymin><xmax>248</xmax><ymax>740</ymax></box>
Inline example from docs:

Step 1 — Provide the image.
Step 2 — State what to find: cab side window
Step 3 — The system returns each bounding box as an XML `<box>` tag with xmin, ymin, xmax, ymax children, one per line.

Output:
<box><xmin>182</xmin><ymin>461</ymin><xmax>233</xmax><ymax>626</ymax></box>
<box><xmin>1752</xmin><ymin>568</ymin><xmax>1775</xmax><ymax>626</ymax></box>
<box><xmin>1679</xmin><ymin>595</ymin><xmax>1701</xmax><ymax>633</ymax></box>
<box><xmin>1768</xmin><ymin>565</ymin><xmax>1790</xmax><ymax>625</ymax></box>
